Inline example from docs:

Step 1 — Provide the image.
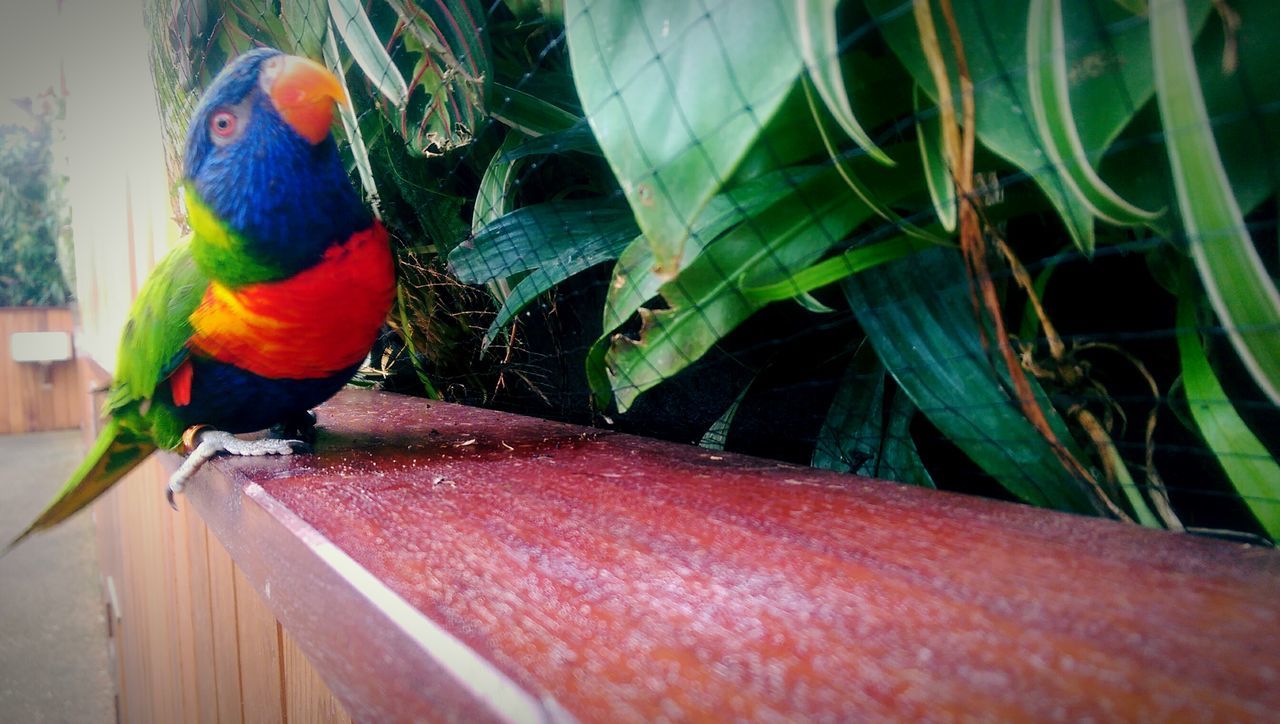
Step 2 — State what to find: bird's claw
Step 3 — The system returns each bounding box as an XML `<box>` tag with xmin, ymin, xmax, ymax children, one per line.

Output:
<box><xmin>165</xmin><ymin>428</ymin><xmax>308</xmax><ymax>507</ymax></box>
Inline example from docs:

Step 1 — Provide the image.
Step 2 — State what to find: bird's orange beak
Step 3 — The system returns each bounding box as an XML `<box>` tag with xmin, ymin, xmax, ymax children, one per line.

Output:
<box><xmin>263</xmin><ymin>55</ymin><xmax>347</xmax><ymax>144</ymax></box>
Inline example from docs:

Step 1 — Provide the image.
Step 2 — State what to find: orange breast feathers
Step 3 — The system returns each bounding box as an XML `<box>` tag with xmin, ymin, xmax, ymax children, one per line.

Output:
<box><xmin>188</xmin><ymin>223</ymin><xmax>394</xmax><ymax>380</ymax></box>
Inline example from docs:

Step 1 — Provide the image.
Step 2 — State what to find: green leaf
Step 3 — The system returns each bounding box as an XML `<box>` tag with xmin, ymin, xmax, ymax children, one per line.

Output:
<box><xmin>472</xmin><ymin>131</ymin><xmax>529</xmax><ymax>234</ymax></box>
<box><xmin>497</xmin><ymin>122</ymin><xmax>600</xmax><ymax>163</ymax></box>
<box><xmin>1177</xmin><ymin>296</ymin><xmax>1280</xmax><ymax>541</ymax></box>
<box><xmin>699</xmin><ymin>382</ymin><xmax>752</xmax><ymax>451</ymax></box>
<box><xmin>1026</xmin><ymin>0</ymin><xmax>1162</xmax><ymax>226</ymax></box>
<box><xmin>801</xmin><ymin>78</ymin><xmax>949</xmax><ymax>246</ymax></box>
<box><xmin>489</xmin><ymin>82</ymin><xmax>581</xmax><ymax>137</ymax></box>
<box><xmin>914</xmin><ymin>85</ymin><xmax>956</xmax><ymax>232</ymax></box>
<box><xmin>564</xmin><ymin>0</ymin><xmax>805</xmax><ymax>272</ymax></box>
<box><xmin>324</xmin><ymin>25</ymin><xmax>381</xmax><ymax>212</ymax></box>
<box><xmin>796</xmin><ymin>0</ymin><xmax>893</xmax><ymax>165</ymax></box>
<box><xmin>327</xmin><ymin>0</ymin><xmax>409</xmax><ymax>107</ymax></box>
<box><xmin>866</xmin><ymin>0</ymin><xmax>1213</xmax><ymax>255</ymax></box>
<box><xmin>1102</xmin><ymin>0</ymin><xmax>1280</xmax><ymax>224</ymax></box>
<box><xmin>383</xmin><ymin>0</ymin><xmax>491</xmax><ymax>154</ymax></box>
<box><xmin>1151</xmin><ymin>0</ymin><xmax>1280</xmax><ymax>406</ymax></box>
<box><xmin>740</xmin><ymin>236</ymin><xmax>927</xmax><ymax>304</ymax></box>
<box><xmin>813</xmin><ymin>345</ymin><xmax>935</xmax><ymax>488</ymax></box>
<box><xmin>281</xmin><ymin>0</ymin><xmax>328</xmax><ymax>57</ymax></box>
<box><xmin>602</xmin><ymin>166</ymin><xmax>819</xmax><ymax>335</ymax></box>
<box><xmin>606</xmin><ymin>167</ymin><xmax>884</xmax><ymax>412</ymax></box>
<box><xmin>451</xmin><ymin>200</ymin><xmax>639</xmax><ymax>348</ymax></box>
<box><xmin>452</xmin><ymin>199</ymin><xmax>636</xmax><ymax>282</ymax></box>
<box><xmin>842</xmin><ymin>246</ymin><xmax>1096</xmax><ymax>512</ymax></box>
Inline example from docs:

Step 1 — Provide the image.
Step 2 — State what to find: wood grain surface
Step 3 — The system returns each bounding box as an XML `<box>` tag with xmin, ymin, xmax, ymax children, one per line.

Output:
<box><xmin>179</xmin><ymin>388</ymin><xmax>1280</xmax><ymax>722</ymax></box>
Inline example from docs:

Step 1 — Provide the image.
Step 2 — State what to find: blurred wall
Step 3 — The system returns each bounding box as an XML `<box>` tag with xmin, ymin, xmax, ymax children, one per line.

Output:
<box><xmin>59</xmin><ymin>0</ymin><xmax>176</xmax><ymax>373</ymax></box>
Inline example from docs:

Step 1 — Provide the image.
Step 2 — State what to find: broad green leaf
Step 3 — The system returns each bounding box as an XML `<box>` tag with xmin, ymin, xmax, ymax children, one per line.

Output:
<box><xmin>843</xmin><ymin>246</ymin><xmax>1097</xmax><ymax>512</ymax></box>
<box><xmin>1151</xmin><ymin>0</ymin><xmax>1280</xmax><ymax>406</ymax></box>
<box><xmin>328</xmin><ymin>0</ymin><xmax>409</xmax><ymax>107</ymax></box>
<box><xmin>914</xmin><ymin>85</ymin><xmax>956</xmax><ymax>232</ymax></box>
<box><xmin>866</xmin><ymin>0</ymin><xmax>1212</xmax><ymax>254</ymax></box>
<box><xmin>588</xmin><ymin>167</ymin><xmax>814</xmax><ymax>408</ymax></box>
<box><xmin>813</xmin><ymin>345</ymin><xmax>935</xmax><ymax>488</ymax></box>
<box><xmin>233</xmin><ymin>0</ymin><xmax>288</xmax><ymax>40</ymax></box>
<box><xmin>281</xmin><ymin>0</ymin><xmax>328</xmax><ymax>57</ymax></box>
<box><xmin>452</xmin><ymin>199</ymin><xmax>636</xmax><ymax>282</ymax></box>
<box><xmin>602</xmin><ymin>166</ymin><xmax>820</xmax><ymax>334</ymax></box>
<box><xmin>1026</xmin><ymin>0</ymin><xmax>1161</xmax><ymax>226</ymax></box>
<box><xmin>564</xmin><ymin>0</ymin><xmax>805</xmax><ymax>272</ymax></box>
<box><xmin>796</xmin><ymin>0</ymin><xmax>893</xmax><ymax>165</ymax></box>
<box><xmin>607</xmin><ymin>168</ymin><xmax>883</xmax><ymax>411</ymax></box>
<box><xmin>1177</xmin><ymin>296</ymin><xmax>1280</xmax><ymax>541</ymax></box>
<box><xmin>450</xmin><ymin>200</ymin><xmax>639</xmax><ymax>348</ymax></box>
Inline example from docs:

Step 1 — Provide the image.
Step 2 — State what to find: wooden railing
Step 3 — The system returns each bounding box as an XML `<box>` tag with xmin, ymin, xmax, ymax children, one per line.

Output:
<box><xmin>92</xmin><ymin>385</ymin><xmax>1280</xmax><ymax>721</ymax></box>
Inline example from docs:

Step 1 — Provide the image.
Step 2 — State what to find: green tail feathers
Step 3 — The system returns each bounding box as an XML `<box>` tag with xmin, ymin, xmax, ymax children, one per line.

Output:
<box><xmin>4</xmin><ymin>419</ymin><xmax>157</xmax><ymax>554</ymax></box>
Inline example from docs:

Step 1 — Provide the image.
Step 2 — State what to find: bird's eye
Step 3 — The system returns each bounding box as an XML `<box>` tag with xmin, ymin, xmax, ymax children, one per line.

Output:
<box><xmin>210</xmin><ymin>110</ymin><xmax>237</xmax><ymax>138</ymax></box>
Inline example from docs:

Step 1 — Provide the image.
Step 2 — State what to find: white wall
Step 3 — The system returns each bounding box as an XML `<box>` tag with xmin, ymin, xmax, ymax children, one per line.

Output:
<box><xmin>59</xmin><ymin>0</ymin><xmax>176</xmax><ymax>373</ymax></box>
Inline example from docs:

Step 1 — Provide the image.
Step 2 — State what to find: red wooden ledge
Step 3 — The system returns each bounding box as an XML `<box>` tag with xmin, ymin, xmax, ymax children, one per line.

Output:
<box><xmin>181</xmin><ymin>388</ymin><xmax>1280</xmax><ymax>721</ymax></box>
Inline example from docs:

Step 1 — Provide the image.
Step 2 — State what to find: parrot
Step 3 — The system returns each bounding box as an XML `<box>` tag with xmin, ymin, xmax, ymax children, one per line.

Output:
<box><xmin>5</xmin><ymin>48</ymin><xmax>395</xmax><ymax>551</ymax></box>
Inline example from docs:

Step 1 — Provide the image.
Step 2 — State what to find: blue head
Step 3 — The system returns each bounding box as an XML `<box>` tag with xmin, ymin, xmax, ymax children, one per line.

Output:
<box><xmin>183</xmin><ymin>48</ymin><xmax>371</xmax><ymax>283</ymax></box>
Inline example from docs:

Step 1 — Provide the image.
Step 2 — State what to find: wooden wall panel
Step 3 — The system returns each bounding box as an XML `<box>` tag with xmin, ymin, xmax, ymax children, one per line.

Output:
<box><xmin>92</xmin><ymin>455</ymin><xmax>351</xmax><ymax>724</ymax></box>
<box><xmin>233</xmin><ymin>567</ymin><xmax>284</xmax><ymax>724</ymax></box>
<box><xmin>282</xmin><ymin>634</ymin><xmax>352</xmax><ymax>724</ymax></box>
<box><xmin>0</xmin><ymin>307</ymin><xmax>81</xmax><ymax>434</ymax></box>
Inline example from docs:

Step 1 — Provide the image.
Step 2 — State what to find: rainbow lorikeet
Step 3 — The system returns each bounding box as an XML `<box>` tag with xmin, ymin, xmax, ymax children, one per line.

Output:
<box><xmin>6</xmin><ymin>49</ymin><xmax>394</xmax><ymax>550</ymax></box>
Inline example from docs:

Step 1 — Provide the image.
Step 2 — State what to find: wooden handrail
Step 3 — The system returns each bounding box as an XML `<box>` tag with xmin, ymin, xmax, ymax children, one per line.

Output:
<box><xmin>183</xmin><ymin>388</ymin><xmax>1280</xmax><ymax>721</ymax></box>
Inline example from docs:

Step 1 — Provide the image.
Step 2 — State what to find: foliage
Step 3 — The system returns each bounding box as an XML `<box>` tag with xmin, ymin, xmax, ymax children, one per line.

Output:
<box><xmin>148</xmin><ymin>0</ymin><xmax>1280</xmax><ymax>542</ymax></box>
<box><xmin>0</xmin><ymin>97</ymin><xmax>72</xmax><ymax>308</ymax></box>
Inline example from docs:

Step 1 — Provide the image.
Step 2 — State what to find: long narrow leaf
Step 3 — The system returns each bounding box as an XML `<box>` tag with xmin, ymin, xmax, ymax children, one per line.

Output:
<box><xmin>914</xmin><ymin>85</ymin><xmax>956</xmax><ymax>232</ymax></box>
<box><xmin>1177</xmin><ymin>296</ymin><xmax>1280</xmax><ymax>541</ymax></box>
<box><xmin>843</xmin><ymin>247</ymin><xmax>1097</xmax><ymax>511</ymax></box>
<box><xmin>324</xmin><ymin>25</ymin><xmax>381</xmax><ymax>214</ymax></box>
<box><xmin>1151</xmin><ymin>0</ymin><xmax>1280</xmax><ymax>406</ymax></box>
<box><xmin>489</xmin><ymin>82</ymin><xmax>581</xmax><ymax>137</ymax></box>
<box><xmin>328</xmin><ymin>0</ymin><xmax>409</xmax><ymax>107</ymax></box>
<box><xmin>741</xmin><ymin>236</ymin><xmax>926</xmax><ymax>303</ymax></box>
<box><xmin>1026</xmin><ymin>0</ymin><xmax>1161</xmax><ymax>227</ymax></box>
<box><xmin>472</xmin><ymin>132</ymin><xmax>528</xmax><ymax>233</ymax></box>
<box><xmin>802</xmin><ymin>78</ymin><xmax>948</xmax><ymax>245</ymax></box>
<box><xmin>796</xmin><ymin>0</ymin><xmax>894</xmax><ymax>165</ymax></box>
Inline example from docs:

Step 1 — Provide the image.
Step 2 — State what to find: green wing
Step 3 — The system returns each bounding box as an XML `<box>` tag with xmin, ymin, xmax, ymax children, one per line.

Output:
<box><xmin>106</xmin><ymin>237</ymin><xmax>209</xmax><ymax>447</ymax></box>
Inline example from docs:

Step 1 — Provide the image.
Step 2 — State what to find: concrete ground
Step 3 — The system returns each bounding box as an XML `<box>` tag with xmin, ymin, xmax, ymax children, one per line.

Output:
<box><xmin>0</xmin><ymin>430</ymin><xmax>115</xmax><ymax>723</ymax></box>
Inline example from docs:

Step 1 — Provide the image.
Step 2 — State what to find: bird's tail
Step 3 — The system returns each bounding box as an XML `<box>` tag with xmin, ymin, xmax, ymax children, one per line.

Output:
<box><xmin>4</xmin><ymin>418</ymin><xmax>157</xmax><ymax>554</ymax></box>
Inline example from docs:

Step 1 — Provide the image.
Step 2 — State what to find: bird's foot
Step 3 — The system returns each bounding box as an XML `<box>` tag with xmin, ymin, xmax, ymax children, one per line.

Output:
<box><xmin>269</xmin><ymin>410</ymin><xmax>318</xmax><ymax>448</ymax></box>
<box><xmin>166</xmin><ymin>427</ymin><xmax>307</xmax><ymax>510</ymax></box>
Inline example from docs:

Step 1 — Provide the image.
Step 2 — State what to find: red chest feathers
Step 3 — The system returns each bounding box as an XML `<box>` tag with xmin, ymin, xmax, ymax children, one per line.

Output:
<box><xmin>188</xmin><ymin>223</ymin><xmax>394</xmax><ymax>380</ymax></box>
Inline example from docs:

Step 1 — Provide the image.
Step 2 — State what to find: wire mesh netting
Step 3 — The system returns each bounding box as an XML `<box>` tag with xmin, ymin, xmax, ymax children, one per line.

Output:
<box><xmin>143</xmin><ymin>0</ymin><xmax>1280</xmax><ymax>542</ymax></box>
